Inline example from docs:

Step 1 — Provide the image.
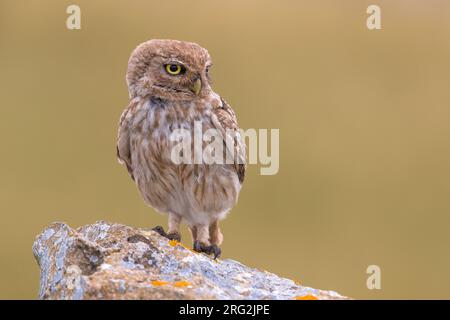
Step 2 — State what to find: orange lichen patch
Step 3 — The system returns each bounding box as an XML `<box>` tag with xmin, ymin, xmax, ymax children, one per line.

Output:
<box><xmin>172</xmin><ymin>280</ymin><xmax>192</xmax><ymax>288</ymax></box>
<box><xmin>295</xmin><ymin>294</ymin><xmax>319</xmax><ymax>300</ymax></box>
<box><xmin>168</xmin><ymin>239</ymin><xmax>179</xmax><ymax>247</ymax></box>
<box><xmin>169</xmin><ymin>240</ymin><xmax>194</xmax><ymax>252</ymax></box>
<box><xmin>151</xmin><ymin>280</ymin><xmax>169</xmax><ymax>286</ymax></box>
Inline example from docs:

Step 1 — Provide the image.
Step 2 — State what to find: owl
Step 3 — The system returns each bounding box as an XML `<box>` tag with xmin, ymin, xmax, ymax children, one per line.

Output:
<box><xmin>117</xmin><ymin>39</ymin><xmax>246</xmax><ymax>259</ymax></box>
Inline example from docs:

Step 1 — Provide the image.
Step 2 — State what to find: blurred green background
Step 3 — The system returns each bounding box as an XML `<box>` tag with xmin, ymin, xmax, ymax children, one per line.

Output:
<box><xmin>1</xmin><ymin>0</ymin><xmax>450</xmax><ymax>299</ymax></box>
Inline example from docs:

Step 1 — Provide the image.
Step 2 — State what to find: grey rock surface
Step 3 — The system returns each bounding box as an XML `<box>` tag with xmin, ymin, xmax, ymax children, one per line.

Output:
<box><xmin>33</xmin><ymin>221</ymin><xmax>348</xmax><ymax>300</ymax></box>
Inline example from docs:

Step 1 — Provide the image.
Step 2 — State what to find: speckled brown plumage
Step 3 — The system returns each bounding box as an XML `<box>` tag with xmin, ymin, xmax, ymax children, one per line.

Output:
<box><xmin>117</xmin><ymin>39</ymin><xmax>246</xmax><ymax>258</ymax></box>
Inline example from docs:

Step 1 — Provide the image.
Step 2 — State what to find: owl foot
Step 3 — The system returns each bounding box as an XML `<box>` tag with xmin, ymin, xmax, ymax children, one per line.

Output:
<box><xmin>193</xmin><ymin>240</ymin><xmax>221</xmax><ymax>259</ymax></box>
<box><xmin>152</xmin><ymin>226</ymin><xmax>181</xmax><ymax>242</ymax></box>
<box><xmin>167</xmin><ymin>232</ymin><xmax>181</xmax><ymax>242</ymax></box>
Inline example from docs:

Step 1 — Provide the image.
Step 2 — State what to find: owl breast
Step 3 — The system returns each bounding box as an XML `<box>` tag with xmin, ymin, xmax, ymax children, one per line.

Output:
<box><xmin>128</xmin><ymin>96</ymin><xmax>241</xmax><ymax>226</ymax></box>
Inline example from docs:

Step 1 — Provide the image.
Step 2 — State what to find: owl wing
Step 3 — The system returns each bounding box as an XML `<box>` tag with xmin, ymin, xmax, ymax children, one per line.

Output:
<box><xmin>211</xmin><ymin>98</ymin><xmax>246</xmax><ymax>184</ymax></box>
<box><xmin>116</xmin><ymin>99</ymin><xmax>139</xmax><ymax>181</ymax></box>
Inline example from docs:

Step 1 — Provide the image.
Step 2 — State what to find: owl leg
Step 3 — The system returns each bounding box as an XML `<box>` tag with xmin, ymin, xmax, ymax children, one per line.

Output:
<box><xmin>209</xmin><ymin>220</ymin><xmax>223</xmax><ymax>246</ymax></box>
<box><xmin>152</xmin><ymin>213</ymin><xmax>181</xmax><ymax>242</ymax></box>
<box><xmin>167</xmin><ymin>213</ymin><xmax>182</xmax><ymax>241</ymax></box>
<box><xmin>188</xmin><ymin>226</ymin><xmax>197</xmax><ymax>240</ymax></box>
<box><xmin>193</xmin><ymin>224</ymin><xmax>221</xmax><ymax>259</ymax></box>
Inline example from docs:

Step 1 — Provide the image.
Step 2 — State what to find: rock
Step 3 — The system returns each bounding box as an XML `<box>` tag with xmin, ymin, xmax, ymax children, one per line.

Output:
<box><xmin>32</xmin><ymin>221</ymin><xmax>349</xmax><ymax>300</ymax></box>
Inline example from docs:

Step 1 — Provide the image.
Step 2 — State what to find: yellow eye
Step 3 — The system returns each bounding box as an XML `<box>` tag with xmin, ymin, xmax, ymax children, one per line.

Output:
<box><xmin>165</xmin><ymin>64</ymin><xmax>182</xmax><ymax>75</ymax></box>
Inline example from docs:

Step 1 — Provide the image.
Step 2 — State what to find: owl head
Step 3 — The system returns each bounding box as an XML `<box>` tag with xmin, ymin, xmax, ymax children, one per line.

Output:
<box><xmin>126</xmin><ymin>39</ymin><xmax>213</xmax><ymax>100</ymax></box>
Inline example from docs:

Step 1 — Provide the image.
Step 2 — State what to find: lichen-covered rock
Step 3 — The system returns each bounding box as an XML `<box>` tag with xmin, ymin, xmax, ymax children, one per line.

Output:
<box><xmin>32</xmin><ymin>221</ymin><xmax>348</xmax><ymax>300</ymax></box>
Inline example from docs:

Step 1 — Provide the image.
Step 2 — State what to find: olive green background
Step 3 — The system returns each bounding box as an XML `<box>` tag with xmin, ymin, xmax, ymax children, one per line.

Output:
<box><xmin>1</xmin><ymin>0</ymin><xmax>450</xmax><ymax>299</ymax></box>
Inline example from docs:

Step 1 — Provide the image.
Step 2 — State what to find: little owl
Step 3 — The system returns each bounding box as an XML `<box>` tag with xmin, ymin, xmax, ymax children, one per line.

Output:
<box><xmin>117</xmin><ymin>39</ymin><xmax>246</xmax><ymax>258</ymax></box>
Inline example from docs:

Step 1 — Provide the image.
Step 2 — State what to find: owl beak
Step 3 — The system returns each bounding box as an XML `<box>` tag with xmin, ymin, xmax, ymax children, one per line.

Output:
<box><xmin>191</xmin><ymin>78</ymin><xmax>202</xmax><ymax>95</ymax></box>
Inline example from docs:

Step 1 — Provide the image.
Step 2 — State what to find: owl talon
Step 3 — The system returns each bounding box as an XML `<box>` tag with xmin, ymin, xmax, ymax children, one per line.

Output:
<box><xmin>152</xmin><ymin>226</ymin><xmax>182</xmax><ymax>242</ymax></box>
<box><xmin>193</xmin><ymin>241</ymin><xmax>221</xmax><ymax>259</ymax></box>
<box><xmin>193</xmin><ymin>240</ymin><xmax>203</xmax><ymax>252</ymax></box>
<box><xmin>209</xmin><ymin>244</ymin><xmax>221</xmax><ymax>259</ymax></box>
<box><xmin>152</xmin><ymin>225</ymin><xmax>167</xmax><ymax>237</ymax></box>
<box><xmin>167</xmin><ymin>232</ymin><xmax>181</xmax><ymax>242</ymax></box>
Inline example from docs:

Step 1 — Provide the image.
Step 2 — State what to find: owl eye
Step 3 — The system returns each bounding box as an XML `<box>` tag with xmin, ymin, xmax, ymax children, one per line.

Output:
<box><xmin>165</xmin><ymin>64</ymin><xmax>185</xmax><ymax>75</ymax></box>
